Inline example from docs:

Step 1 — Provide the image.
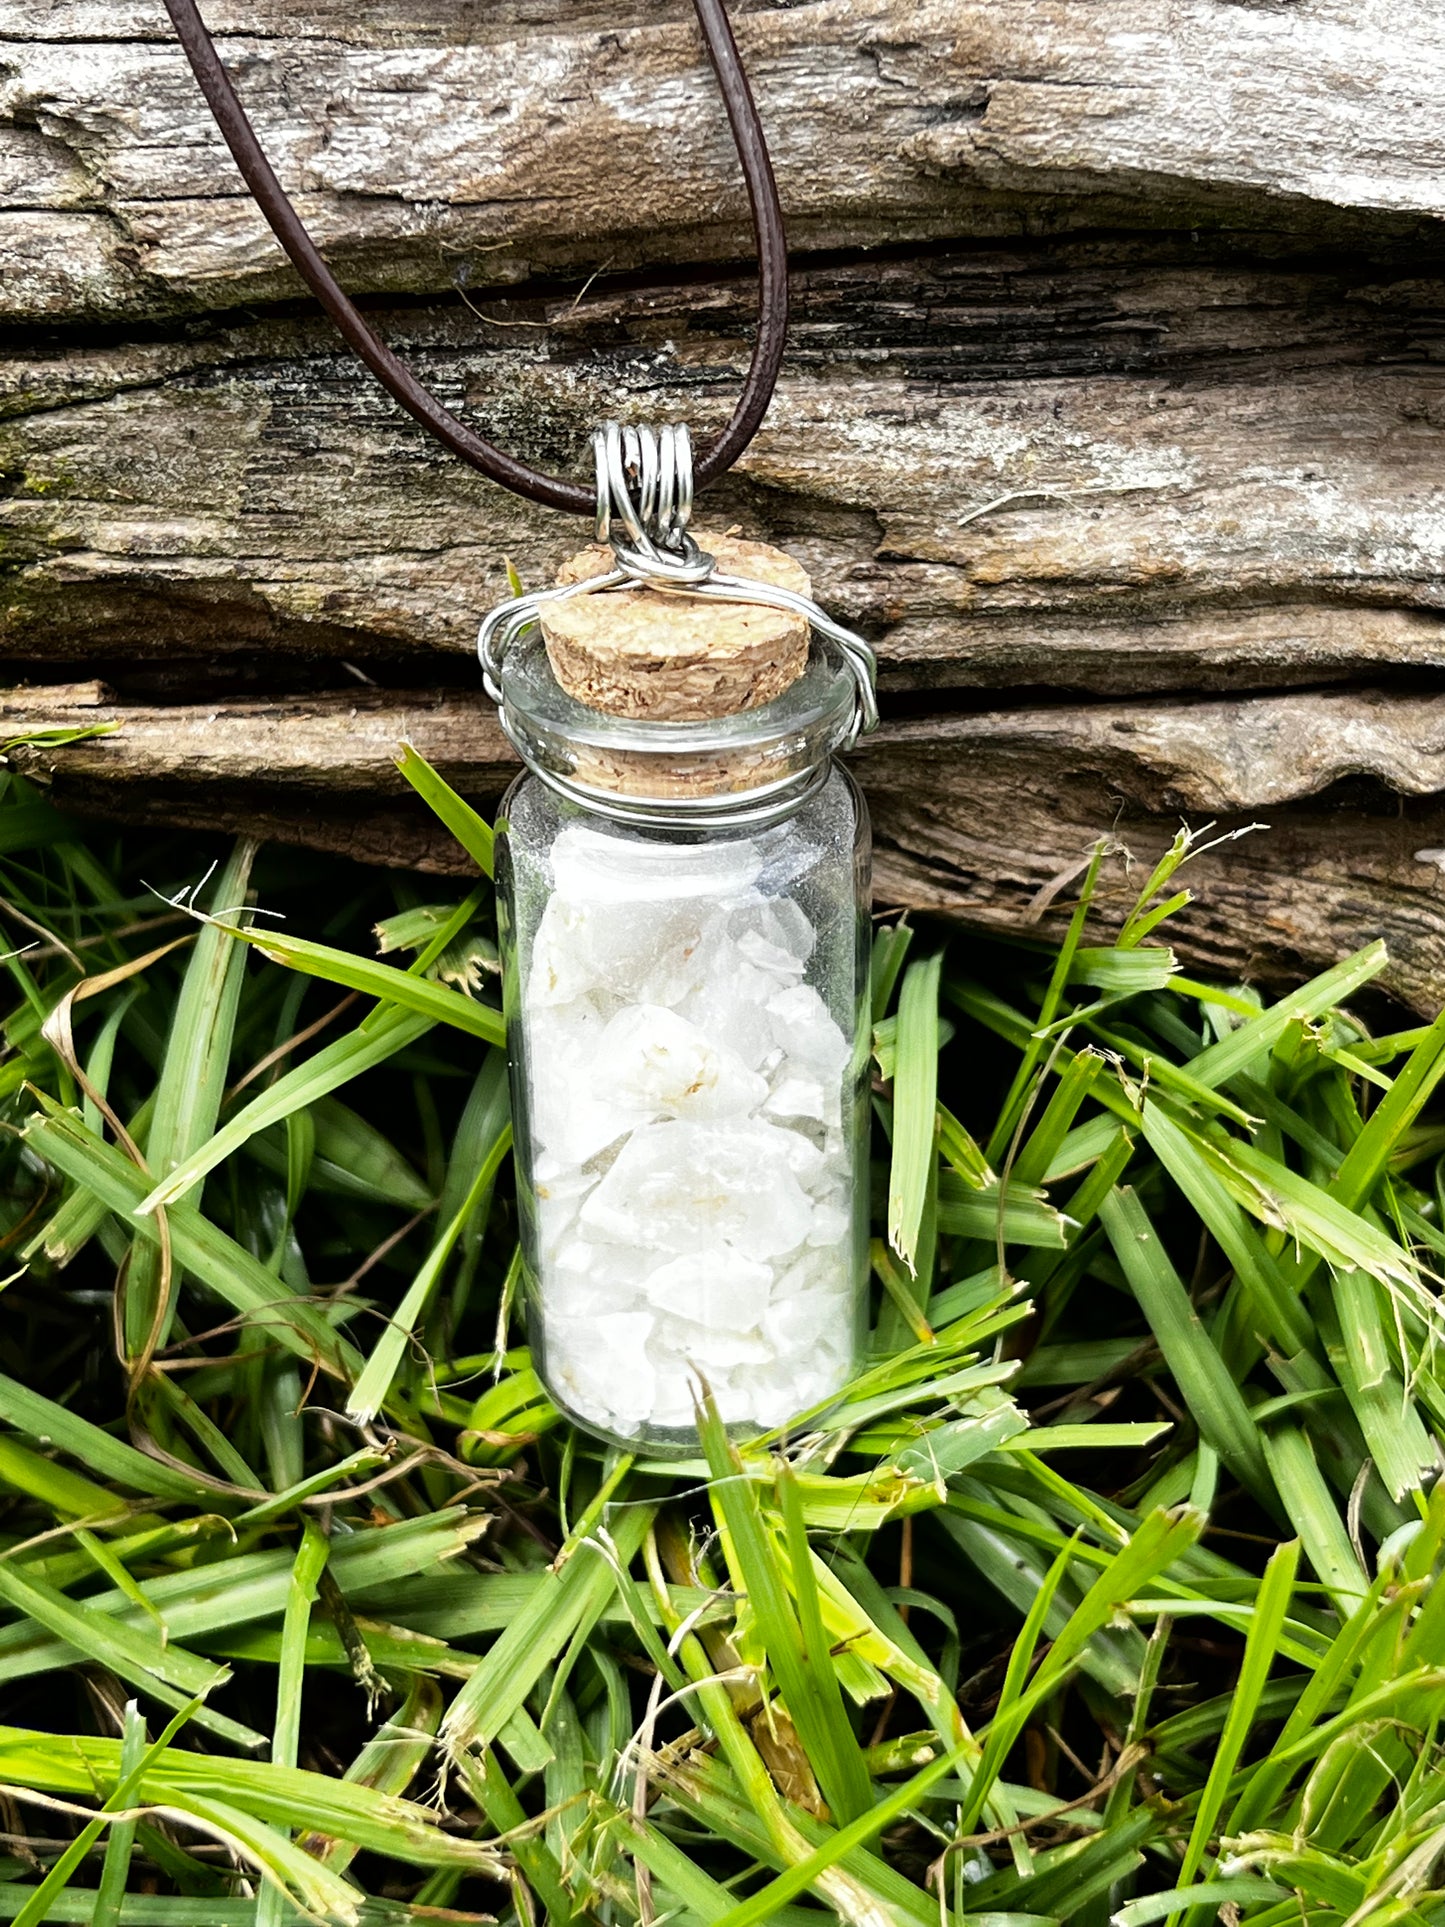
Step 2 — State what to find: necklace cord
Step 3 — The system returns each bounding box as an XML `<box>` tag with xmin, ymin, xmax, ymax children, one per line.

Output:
<box><xmin>161</xmin><ymin>0</ymin><xmax>788</xmax><ymax>516</ymax></box>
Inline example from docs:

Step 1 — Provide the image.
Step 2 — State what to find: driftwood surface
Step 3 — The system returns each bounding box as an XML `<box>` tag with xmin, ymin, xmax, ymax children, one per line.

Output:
<box><xmin>8</xmin><ymin>0</ymin><xmax>1445</xmax><ymax>1006</ymax></box>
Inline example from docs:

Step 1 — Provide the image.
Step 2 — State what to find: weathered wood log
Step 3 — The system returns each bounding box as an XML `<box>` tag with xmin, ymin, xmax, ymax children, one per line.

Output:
<box><xmin>6</xmin><ymin>1</ymin><xmax>1445</xmax><ymax>322</ymax></box>
<box><xmin>14</xmin><ymin>680</ymin><xmax>1445</xmax><ymax>1013</ymax></box>
<box><xmin>8</xmin><ymin>255</ymin><xmax>1445</xmax><ymax>691</ymax></box>
<box><xmin>7</xmin><ymin>2</ymin><xmax>1445</xmax><ymax>1007</ymax></box>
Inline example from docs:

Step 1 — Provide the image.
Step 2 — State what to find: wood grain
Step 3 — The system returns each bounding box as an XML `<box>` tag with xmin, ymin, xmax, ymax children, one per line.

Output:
<box><xmin>8</xmin><ymin>1</ymin><xmax>1445</xmax><ymax>1008</ymax></box>
<box><xmin>13</xmin><ymin>680</ymin><xmax>1445</xmax><ymax>1010</ymax></box>
<box><xmin>6</xmin><ymin>2</ymin><xmax>1445</xmax><ymax>322</ymax></box>
<box><xmin>6</xmin><ymin>249</ymin><xmax>1445</xmax><ymax>698</ymax></box>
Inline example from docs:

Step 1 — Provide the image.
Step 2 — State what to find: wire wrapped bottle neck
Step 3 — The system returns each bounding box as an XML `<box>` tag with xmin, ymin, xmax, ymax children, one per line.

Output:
<box><xmin>478</xmin><ymin>417</ymin><xmax>877</xmax><ymax>826</ymax></box>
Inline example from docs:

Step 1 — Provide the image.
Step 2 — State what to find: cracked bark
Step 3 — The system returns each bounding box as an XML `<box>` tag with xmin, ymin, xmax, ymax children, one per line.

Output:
<box><xmin>6</xmin><ymin>0</ymin><xmax>1445</xmax><ymax>1007</ymax></box>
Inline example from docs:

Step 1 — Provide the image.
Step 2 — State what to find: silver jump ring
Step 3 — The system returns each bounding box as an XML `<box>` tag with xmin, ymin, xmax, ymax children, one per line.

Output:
<box><xmin>594</xmin><ymin>422</ymin><xmax>643</xmax><ymax>548</ymax></box>
<box><xmin>656</xmin><ymin>423</ymin><xmax>694</xmax><ymax>547</ymax></box>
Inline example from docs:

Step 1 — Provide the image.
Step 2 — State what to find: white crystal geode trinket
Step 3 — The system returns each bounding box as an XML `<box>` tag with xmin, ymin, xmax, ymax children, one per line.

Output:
<box><xmin>487</xmin><ymin>436</ymin><xmax>876</xmax><ymax>1452</ymax></box>
<box><xmin>522</xmin><ymin>823</ymin><xmax>858</xmax><ymax>1439</ymax></box>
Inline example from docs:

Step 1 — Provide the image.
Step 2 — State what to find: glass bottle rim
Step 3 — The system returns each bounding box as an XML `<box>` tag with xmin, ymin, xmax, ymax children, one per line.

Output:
<box><xmin>497</xmin><ymin>627</ymin><xmax>860</xmax><ymax>825</ymax></box>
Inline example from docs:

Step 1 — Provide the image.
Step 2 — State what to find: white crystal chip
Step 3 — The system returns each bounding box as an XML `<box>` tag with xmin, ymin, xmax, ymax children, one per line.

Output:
<box><xmin>524</xmin><ymin>822</ymin><xmax>857</xmax><ymax>1438</ymax></box>
<box><xmin>592</xmin><ymin>1005</ymin><xmax>768</xmax><ymax>1122</ymax></box>
<box><xmin>581</xmin><ymin>1120</ymin><xmax>814</xmax><ymax>1259</ymax></box>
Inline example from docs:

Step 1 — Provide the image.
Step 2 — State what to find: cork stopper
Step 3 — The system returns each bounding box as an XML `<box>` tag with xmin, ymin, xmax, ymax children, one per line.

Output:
<box><xmin>539</xmin><ymin>531</ymin><xmax>811</xmax><ymax>723</ymax></box>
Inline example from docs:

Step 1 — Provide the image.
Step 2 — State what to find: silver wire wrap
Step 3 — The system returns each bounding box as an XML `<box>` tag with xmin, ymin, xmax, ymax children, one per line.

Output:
<box><xmin>593</xmin><ymin>421</ymin><xmax>696</xmax><ymax>554</ymax></box>
<box><xmin>479</xmin><ymin>422</ymin><xmax>878</xmax><ymax>822</ymax></box>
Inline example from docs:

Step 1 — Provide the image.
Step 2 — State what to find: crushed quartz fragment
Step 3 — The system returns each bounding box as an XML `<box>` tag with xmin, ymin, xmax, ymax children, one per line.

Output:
<box><xmin>644</xmin><ymin>1245</ymin><xmax>773</xmax><ymax>1327</ymax></box>
<box><xmin>591</xmin><ymin>1004</ymin><xmax>768</xmax><ymax>1120</ymax></box>
<box><xmin>581</xmin><ymin>1119</ymin><xmax>814</xmax><ymax>1258</ymax></box>
<box><xmin>526</xmin><ymin>822</ymin><xmax>856</xmax><ymax>1438</ymax></box>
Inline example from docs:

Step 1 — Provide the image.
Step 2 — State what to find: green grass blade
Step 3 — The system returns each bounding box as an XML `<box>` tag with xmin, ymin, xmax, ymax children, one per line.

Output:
<box><xmin>25</xmin><ymin>1109</ymin><xmax>362</xmax><ymax>1384</ymax></box>
<box><xmin>1170</xmin><ymin>1537</ymin><xmax>1299</xmax><ymax>1923</ymax></box>
<box><xmin>0</xmin><ymin>1373</ymin><xmax>200</xmax><ymax>1502</ymax></box>
<box><xmin>256</xmin><ymin>1525</ymin><xmax>328</xmax><ymax>1927</ymax></box>
<box><xmin>1260</xmin><ymin>1425</ymin><xmax>1368</xmax><ymax>1616</ymax></box>
<box><xmin>301</xmin><ymin>1095</ymin><xmax>433</xmax><ymax>1209</ymax></box>
<box><xmin>1329</xmin><ymin>1266</ymin><xmax>1436</xmax><ymax>1501</ymax></box>
<box><xmin>0</xmin><ymin>1561</ymin><xmax>256</xmax><ymax>1750</ymax></box>
<box><xmin>870</xmin><ymin>921</ymin><xmax>913</xmax><ymax>1024</ymax></box>
<box><xmin>1181</xmin><ymin>942</ymin><xmax>1389</xmax><ymax>1090</ymax></box>
<box><xmin>1207</xmin><ymin>1134</ymin><xmax>1421</xmax><ymax>1291</ymax></box>
<box><xmin>146</xmin><ymin>1371</ymin><xmax>262</xmax><ymax>1491</ymax></box>
<box><xmin>229</xmin><ymin>924</ymin><xmax>503</xmax><ymax>1042</ymax></box>
<box><xmin>1111</xmin><ymin>1882</ymin><xmax>1286</xmax><ymax>1927</ymax></box>
<box><xmin>937</xmin><ymin>1174</ymin><xmax>1071</xmax><ymax>1247</ymax></box>
<box><xmin>0</xmin><ymin>1724</ymin><xmax>505</xmax><ymax>1874</ymax></box>
<box><xmin>958</xmin><ymin>1535</ymin><xmax>1075</xmax><ymax>1831</ymax></box>
<box><xmin>1137</xmin><ymin>1102</ymin><xmax>1313</xmax><ymax>1357</ymax></box>
<box><xmin>1099</xmin><ymin>1186</ymin><xmax>1273</xmax><ymax>1503</ymax></box>
<box><xmin>9</xmin><ymin>1699</ymin><xmax>203</xmax><ymax>1927</ymax></box>
<box><xmin>1010</xmin><ymin>1049</ymin><xmax>1103</xmax><ymax>1189</ymax></box>
<box><xmin>0</xmin><ymin>1436</ymin><xmax>144</xmax><ymax>1528</ymax></box>
<box><xmin>937</xmin><ymin>1102</ymin><xmax>995</xmax><ymax>1187</ymax></box>
<box><xmin>122</xmin><ymin>840</ymin><xmax>255</xmax><ymax>1359</ymax></box>
<box><xmin>987</xmin><ymin>838</ymin><xmax>1110</xmax><ymax>1164</ymax></box>
<box><xmin>620</xmin><ymin>1807</ymin><xmax>743</xmax><ymax>1923</ymax></box>
<box><xmin>711</xmin><ymin>1438</ymin><xmax>873</xmax><ymax>1827</ymax></box>
<box><xmin>395</xmin><ymin>742</ymin><xmax>494</xmax><ymax>877</ymax></box>
<box><xmin>90</xmin><ymin>1700</ymin><xmax>147</xmax><ymax>1927</ymax></box>
<box><xmin>1331</xmin><ymin>1000</ymin><xmax>1445</xmax><ymax>1209</ymax></box>
<box><xmin>273</xmin><ymin>1526</ymin><xmax>327</xmax><ymax>1772</ymax></box>
<box><xmin>346</xmin><ymin>1120</ymin><xmax>512</xmax><ymax>1423</ymax></box>
<box><xmin>870</xmin><ymin>1238</ymin><xmax>936</xmax><ymax>1346</ymax></box>
<box><xmin>135</xmin><ymin>1005</ymin><xmax>433</xmax><ymax>1213</ymax></box>
<box><xmin>457</xmin><ymin>1748</ymin><xmax>574</xmax><ymax>1923</ymax></box>
<box><xmin>298</xmin><ymin>1677</ymin><xmax>441</xmax><ymax>1871</ymax></box>
<box><xmin>1067</xmin><ymin>945</ymin><xmax>1178</xmax><ymax>993</ymax></box>
<box><xmin>0</xmin><ymin>1515</ymin><xmax>484</xmax><ymax>1684</ymax></box>
<box><xmin>439</xmin><ymin>1502</ymin><xmax>652</xmax><ymax>1757</ymax></box>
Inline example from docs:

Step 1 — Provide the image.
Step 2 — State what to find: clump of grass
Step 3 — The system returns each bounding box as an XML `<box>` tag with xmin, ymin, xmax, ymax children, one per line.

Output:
<box><xmin>2</xmin><ymin>757</ymin><xmax>1445</xmax><ymax>1926</ymax></box>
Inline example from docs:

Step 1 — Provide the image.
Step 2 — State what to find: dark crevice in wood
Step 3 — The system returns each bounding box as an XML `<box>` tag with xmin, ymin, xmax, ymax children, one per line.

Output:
<box><xmin>8</xmin><ymin>226</ymin><xmax>1445</xmax><ymax>362</ymax></box>
<box><xmin>13</xmin><ymin>660</ymin><xmax>1445</xmax><ymax>720</ymax></box>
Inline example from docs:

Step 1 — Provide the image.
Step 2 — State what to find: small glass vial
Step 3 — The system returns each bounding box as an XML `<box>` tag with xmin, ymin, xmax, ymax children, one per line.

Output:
<box><xmin>484</xmin><ymin>431</ymin><xmax>876</xmax><ymax>1453</ymax></box>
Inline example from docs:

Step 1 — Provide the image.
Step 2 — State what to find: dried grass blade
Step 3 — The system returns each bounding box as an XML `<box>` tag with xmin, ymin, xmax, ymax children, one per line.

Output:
<box><xmin>888</xmin><ymin>952</ymin><xmax>942</xmax><ymax>1275</ymax></box>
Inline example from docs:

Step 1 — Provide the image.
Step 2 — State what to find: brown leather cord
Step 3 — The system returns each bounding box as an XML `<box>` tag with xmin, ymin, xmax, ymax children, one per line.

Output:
<box><xmin>162</xmin><ymin>0</ymin><xmax>789</xmax><ymax>517</ymax></box>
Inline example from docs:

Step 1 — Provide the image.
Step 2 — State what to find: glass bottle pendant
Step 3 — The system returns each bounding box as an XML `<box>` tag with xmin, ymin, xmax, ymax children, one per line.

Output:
<box><xmin>482</xmin><ymin>424</ymin><xmax>878</xmax><ymax>1453</ymax></box>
